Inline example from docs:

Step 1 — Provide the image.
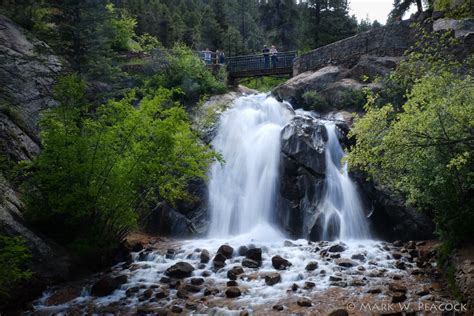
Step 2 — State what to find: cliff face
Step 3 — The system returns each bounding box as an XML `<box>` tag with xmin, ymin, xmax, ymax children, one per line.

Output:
<box><xmin>0</xmin><ymin>14</ymin><xmax>70</xmax><ymax>307</ymax></box>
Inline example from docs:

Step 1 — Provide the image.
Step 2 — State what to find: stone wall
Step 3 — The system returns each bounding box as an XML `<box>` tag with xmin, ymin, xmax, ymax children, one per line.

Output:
<box><xmin>293</xmin><ymin>20</ymin><xmax>418</xmax><ymax>76</ymax></box>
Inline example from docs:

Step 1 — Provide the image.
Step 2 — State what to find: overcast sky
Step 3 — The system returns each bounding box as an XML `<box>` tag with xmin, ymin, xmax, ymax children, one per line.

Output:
<box><xmin>348</xmin><ymin>0</ymin><xmax>417</xmax><ymax>24</ymax></box>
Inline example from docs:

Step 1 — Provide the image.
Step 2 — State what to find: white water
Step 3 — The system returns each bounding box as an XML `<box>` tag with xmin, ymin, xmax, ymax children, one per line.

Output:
<box><xmin>207</xmin><ymin>94</ymin><xmax>292</xmax><ymax>237</ymax></box>
<box><xmin>318</xmin><ymin>122</ymin><xmax>370</xmax><ymax>240</ymax></box>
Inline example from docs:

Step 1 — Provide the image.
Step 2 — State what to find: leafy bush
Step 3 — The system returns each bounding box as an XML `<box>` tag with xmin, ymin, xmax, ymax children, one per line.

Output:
<box><xmin>0</xmin><ymin>235</ymin><xmax>32</xmax><ymax>304</ymax></box>
<box><xmin>105</xmin><ymin>3</ymin><xmax>137</xmax><ymax>52</ymax></box>
<box><xmin>302</xmin><ymin>90</ymin><xmax>329</xmax><ymax>112</ymax></box>
<box><xmin>348</xmin><ymin>73</ymin><xmax>474</xmax><ymax>245</ymax></box>
<box><xmin>147</xmin><ymin>44</ymin><xmax>227</xmax><ymax>104</ymax></box>
<box><xmin>243</xmin><ymin>76</ymin><xmax>288</xmax><ymax>92</ymax></box>
<box><xmin>24</xmin><ymin>74</ymin><xmax>217</xmax><ymax>255</ymax></box>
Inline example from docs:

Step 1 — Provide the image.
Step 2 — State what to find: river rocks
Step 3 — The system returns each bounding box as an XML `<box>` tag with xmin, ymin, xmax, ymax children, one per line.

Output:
<box><xmin>166</xmin><ymin>262</ymin><xmax>194</xmax><ymax>279</ymax></box>
<box><xmin>245</xmin><ymin>248</ymin><xmax>262</xmax><ymax>262</ymax></box>
<box><xmin>228</xmin><ymin>266</ymin><xmax>244</xmax><ymax>280</ymax></box>
<box><xmin>265</xmin><ymin>272</ymin><xmax>281</xmax><ymax>286</ymax></box>
<box><xmin>272</xmin><ymin>255</ymin><xmax>292</xmax><ymax>270</ymax></box>
<box><xmin>238</xmin><ymin>246</ymin><xmax>249</xmax><ymax>256</ymax></box>
<box><xmin>225</xmin><ymin>287</ymin><xmax>241</xmax><ymax>298</ymax></box>
<box><xmin>273</xmin><ymin>304</ymin><xmax>284</xmax><ymax>311</ymax></box>
<box><xmin>305</xmin><ymin>262</ymin><xmax>318</xmax><ymax>271</ymax></box>
<box><xmin>391</xmin><ymin>292</ymin><xmax>407</xmax><ymax>303</ymax></box>
<box><xmin>190</xmin><ymin>277</ymin><xmax>204</xmax><ymax>286</ymax></box>
<box><xmin>297</xmin><ymin>297</ymin><xmax>312</xmax><ymax>307</ymax></box>
<box><xmin>335</xmin><ymin>258</ymin><xmax>355</xmax><ymax>268</ymax></box>
<box><xmin>328</xmin><ymin>309</ymin><xmax>349</xmax><ymax>316</ymax></box>
<box><xmin>389</xmin><ymin>282</ymin><xmax>407</xmax><ymax>293</ymax></box>
<box><xmin>200</xmin><ymin>249</ymin><xmax>210</xmax><ymax>263</ymax></box>
<box><xmin>217</xmin><ymin>244</ymin><xmax>234</xmax><ymax>259</ymax></box>
<box><xmin>91</xmin><ymin>275</ymin><xmax>128</xmax><ymax>297</ymax></box>
<box><xmin>351</xmin><ymin>253</ymin><xmax>365</xmax><ymax>261</ymax></box>
<box><xmin>303</xmin><ymin>281</ymin><xmax>315</xmax><ymax>289</ymax></box>
<box><xmin>45</xmin><ymin>287</ymin><xmax>81</xmax><ymax>306</ymax></box>
<box><xmin>213</xmin><ymin>253</ymin><xmax>227</xmax><ymax>269</ymax></box>
<box><xmin>242</xmin><ymin>258</ymin><xmax>260</xmax><ymax>268</ymax></box>
<box><xmin>171</xmin><ymin>305</ymin><xmax>183</xmax><ymax>313</ymax></box>
<box><xmin>328</xmin><ymin>244</ymin><xmax>346</xmax><ymax>253</ymax></box>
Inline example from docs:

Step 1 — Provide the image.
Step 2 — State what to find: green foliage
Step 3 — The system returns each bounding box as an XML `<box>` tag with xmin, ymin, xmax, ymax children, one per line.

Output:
<box><xmin>243</xmin><ymin>76</ymin><xmax>287</xmax><ymax>92</ymax></box>
<box><xmin>302</xmin><ymin>90</ymin><xmax>329</xmax><ymax>112</ymax></box>
<box><xmin>147</xmin><ymin>44</ymin><xmax>227</xmax><ymax>104</ymax></box>
<box><xmin>434</xmin><ymin>0</ymin><xmax>474</xmax><ymax>18</ymax></box>
<box><xmin>105</xmin><ymin>3</ymin><xmax>137</xmax><ymax>52</ymax></box>
<box><xmin>0</xmin><ymin>235</ymin><xmax>32</xmax><ymax>304</ymax></box>
<box><xmin>348</xmin><ymin>73</ymin><xmax>474</xmax><ymax>244</ymax></box>
<box><xmin>24</xmin><ymin>74</ymin><xmax>217</xmax><ymax>255</ymax></box>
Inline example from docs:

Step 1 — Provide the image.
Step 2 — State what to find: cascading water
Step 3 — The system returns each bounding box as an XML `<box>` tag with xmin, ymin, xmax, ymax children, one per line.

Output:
<box><xmin>318</xmin><ymin>122</ymin><xmax>370</xmax><ymax>240</ymax></box>
<box><xmin>207</xmin><ymin>94</ymin><xmax>292</xmax><ymax>237</ymax></box>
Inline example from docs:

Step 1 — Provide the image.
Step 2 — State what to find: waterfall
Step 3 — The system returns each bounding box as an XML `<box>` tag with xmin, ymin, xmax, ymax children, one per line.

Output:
<box><xmin>318</xmin><ymin>122</ymin><xmax>370</xmax><ymax>240</ymax></box>
<box><xmin>207</xmin><ymin>94</ymin><xmax>292</xmax><ymax>237</ymax></box>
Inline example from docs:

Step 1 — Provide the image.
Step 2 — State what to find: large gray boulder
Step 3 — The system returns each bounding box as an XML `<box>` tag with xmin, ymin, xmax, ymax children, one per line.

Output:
<box><xmin>277</xmin><ymin>115</ymin><xmax>328</xmax><ymax>237</ymax></box>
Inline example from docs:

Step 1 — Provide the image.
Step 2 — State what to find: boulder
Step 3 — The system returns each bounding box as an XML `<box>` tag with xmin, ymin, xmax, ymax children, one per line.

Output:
<box><xmin>213</xmin><ymin>253</ymin><xmax>227</xmax><ymax>268</ymax></box>
<box><xmin>225</xmin><ymin>287</ymin><xmax>241</xmax><ymax>298</ymax></box>
<box><xmin>328</xmin><ymin>244</ymin><xmax>346</xmax><ymax>253</ymax></box>
<box><xmin>265</xmin><ymin>272</ymin><xmax>281</xmax><ymax>286</ymax></box>
<box><xmin>245</xmin><ymin>248</ymin><xmax>262</xmax><ymax>262</ymax></box>
<box><xmin>272</xmin><ymin>255</ymin><xmax>292</xmax><ymax>270</ymax></box>
<box><xmin>91</xmin><ymin>275</ymin><xmax>128</xmax><ymax>297</ymax></box>
<box><xmin>165</xmin><ymin>262</ymin><xmax>194</xmax><ymax>279</ymax></box>
<box><xmin>217</xmin><ymin>244</ymin><xmax>234</xmax><ymax>259</ymax></box>
<box><xmin>305</xmin><ymin>262</ymin><xmax>318</xmax><ymax>271</ymax></box>
<box><xmin>328</xmin><ymin>309</ymin><xmax>349</xmax><ymax>316</ymax></box>
<box><xmin>335</xmin><ymin>258</ymin><xmax>355</xmax><ymax>268</ymax></box>
<box><xmin>242</xmin><ymin>258</ymin><xmax>261</xmax><ymax>269</ymax></box>
<box><xmin>227</xmin><ymin>266</ymin><xmax>244</xmax><ymax>280</ymax></box>
<box><xmin>297</xmin><ymin>297</ymin><xmax>312</xmax><ymax>307</ymax></box>
<box><xmin>200</xmin><ymin>249</ymin><xmax>210</xmax><ymax>264</ymax></box>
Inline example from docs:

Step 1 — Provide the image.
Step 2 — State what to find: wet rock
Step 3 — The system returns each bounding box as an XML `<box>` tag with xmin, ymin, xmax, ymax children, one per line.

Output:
<box><xmin>306</xmin><ymin>261</ymin><xmax>318</xmax><ymax>271</ymax></box>
<box><xmin>391</xmin><ymin>292</ymin><xmax>407</xmax><ymax>303</ymax></box>
<box><xmin>393</xmin><ymin>240</ymin><xmax>403</xmax><ymax>247</ymax></box>
<box><xmin>238</xmin><ymin>246</ymin><xmax>249</xmax><ymax>256</ymax></box>
<box><xmin>176</xmin><ymin>288</ymin><xmax>188</xmax><ymax>299</ymax></box>
<box><xmin>351</xmin><ymin>253</ymin><xmax>365</xmax><ymax>261</ymax></box>
<box><xmin>185</xmin><ymin>302</ymin><xmax>198</xmax><ymax>310</ymax></box>
<box><xmin>200</xmin><ymin>249</ymin><xmax>210</xmax><ymax>264</ymax></box>
<box><xmin>225</xmin><ymin>287</ymin><xmax>241</xmax><ymax>298</ymax></box>
<box><xmin>367</xmin><ymin>287</ymin><xmax>382</xmax><ymax>294</ymax></box>
<box><xmin>213</xmin><ymin>253</ymin><xmax>227</xmax><ymax>268</ymax></box>
<box><xmin>297</xmin><ymin>297</ymin><xmax>312</xmax><ymax>307</ymax></box>
<box><xmin>169</xmin><ymin>279</ymin><xmax>182</xmax><ymax>289</ymax></box>
<box><xmin>411</xmin><ymin>268</ymin><xmax>423</xmax><ymax>275</ymax></box>
<box><xmin>91</xmin><ymin>275</ymin><xmax>128</xmax><ymax>297</ymax></box>
<box><xmin>284</xmin><ymin>240</ymin><xmax>296</xmax><ymax>247</ymax></box>
<box><xmin>142</xmin><ymin>288</ymin><xmax>153</xmax><ymax>299</ymax></box>
<box><xmin>273</xmin><ymin>304</ymin><xmax>284</xmax><ymax>311</ymax></box>
<box><xmin>291</xmin><ymin>283</ymin><xmax>299</xmax><ymax>291</ymax></box>
<box><xmin>389</xmin><ymin>283</ymin><xmax>407</xmax><ymax>293</ymax></box>
<box><xmin>350</xmin><ymin>278</ymin><xmax>366</xmax><ymax>286</ymax></box>
<box><xmin>45</xmin><ymin>287</ymin><xmax>81</xmax><ymax>306</ymax></box>
<box><xmin>204</xmin><ymin>287</ymin><xmax>219</xmax><ymax>296</ymax></box>
<box><xmin>227</xmin><ymin>280</ymin><xmax>238</xmax><ymax>287</ymax></box>
<box><xmin>227</xmin><ymin>266</ymin><xmax>245</xmax><ymax>280</ymax></box>
<box><xmin>329</xmin><ymin>275</ymin><xmax>342</xmax><ymax>282</ymax></box>
<box><xmin>240</xmin><ymin>311</ymin><xmax>250</xmax><ymax>316</ymax></box>
<box><xmin>171</xmin><ymin>305</ymin><xmax>183</xmax><ymax>313</ymax></box>
<box><xmin>166</xmin><ymin>262</ymin><xmax>194</xmax><ymax>278</ymax></box>
<box><xmin>395</xmin><ymin>261</ymin><xmax>406</xmax><ymax>270</ymax></box>
<box><xmin>330</xmin><ymin>253</ymin><xmax>341</xmax><ymax>259</ymax></box>
<box><xmin>191</xmin><ymin>277</ymin><xmax>204</xmax><ymax>286</ymax></box>
<box><xmin>409</xmin><ymin>249</ymin><xmax>419</xmax><ymax>258</ymax></box>
<box><xmin>335</xmin><ymin>258</ymin><xmax>355</xmax><ymax>268</ymax></box>
<box><xmin>126</xmin><ymin>286</ymin><xmax>140</xmax><ymax>296</ymax></box>
<box><xmin>155</xmin><ymin>288</ymin><xmax>169</xmax><ymax>299</ymax></box>
<box><xmin>245</xmin><ymin>248</ymin><xmax>262</xmax><ymax>262</ymax></box>
<box><xmin>328</xmin><ymin>309</ymin><xmax>349</xmax><ymax>316</ymax></box>
<box><xmin>392</xmin><ymin>252</ymin><xmax>402</xmax><ymax>259</ymax></box>
<box><xmin>165</xmin><ymin>249</ymin><xmax>176</xmax><ymax>259</ymax></box>
<box><xmin>265</xmin><ymin>272</ymin><xmax>281</xmax><ymax>286</ymax></box>
<box><xmin>160</xmin><ymin>276</ymin><xmax>170</xmax><ymax>284</ymax></box>
<box><xmin>272</xmin><ymin>255</ymin><xmax>292</xmax><ymax>270</ymax></box>
<box><xmin>217</xmin><ymin>244</ymin><xmax>234</xmax><ymax>259</ymax></box>
<box><xmin>183</xmin><ymin>283</ymin><xmax>201</xmax><ymax>293</ymax></box>
<box><xmin>242</xmin><ymin>258</ymin><xmax>261</xmax><ymax>268</ymax></box>
<box><xmin>304</xmin><ymin>281</ymin><xmax>315</xmax><ymax>289</ymax></box>
<box><xmin>202</xmin><ymin>271</ymin><xmax>212</xmax><ymax>277</ymax></box>
<box><xmin>328</xmin><ymin>244</ymin><xmax>346</xmax><ymax>253</ymax></box>
<box><xmin>416</xmin><ymin>287</ymin><xmax>430</xmax><ymax>296</ymax></box>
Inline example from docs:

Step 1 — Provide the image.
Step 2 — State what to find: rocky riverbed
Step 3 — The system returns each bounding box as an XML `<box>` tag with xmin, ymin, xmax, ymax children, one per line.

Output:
<box><xmin>29</xmin><ymin>230</ymin><xmax>462</xmax><ymax>315</ymax></box>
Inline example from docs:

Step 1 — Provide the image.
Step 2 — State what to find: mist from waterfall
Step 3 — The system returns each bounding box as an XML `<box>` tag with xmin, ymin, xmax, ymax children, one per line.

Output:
<box><xmin>319</xmin><ymin>122</ymin><xmax>370</xmax><ymax>240</ymax></box>
<box><xmin>207</xmin><ymin>94</ymin><xmax>292</xmax><ymax>237</ymax></box>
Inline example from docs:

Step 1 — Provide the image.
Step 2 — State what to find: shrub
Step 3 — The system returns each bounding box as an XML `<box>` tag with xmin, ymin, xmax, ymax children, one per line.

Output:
<box><xmin>302</xmin><ymin>90</ymin><xmax>329</xmax><ymax>112</ymax></box>
<box><xmin>0</xmin><ymin>235</ymin><xmax>32</xmax><ymax>304</ymax></box>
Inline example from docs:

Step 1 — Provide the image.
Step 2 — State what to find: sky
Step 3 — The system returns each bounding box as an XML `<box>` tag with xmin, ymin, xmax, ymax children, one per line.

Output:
<box><xmin>348</xmin><ymin>0</ymin><xmax>417</xmax><ymax>24</ymax></box>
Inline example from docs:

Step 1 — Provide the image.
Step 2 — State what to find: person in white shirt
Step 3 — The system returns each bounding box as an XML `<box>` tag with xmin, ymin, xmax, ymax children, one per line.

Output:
<box><xmin>270</xmin><ymin>45</ymin><xmax>278</xmax><ymax>68</ymax></box>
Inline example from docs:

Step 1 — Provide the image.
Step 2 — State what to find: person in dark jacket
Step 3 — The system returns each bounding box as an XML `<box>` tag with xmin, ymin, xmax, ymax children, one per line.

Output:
<box><xmin>262</xmin><ymin>45</ymin><xmax>270</xmax><ymax>68</ymax></box>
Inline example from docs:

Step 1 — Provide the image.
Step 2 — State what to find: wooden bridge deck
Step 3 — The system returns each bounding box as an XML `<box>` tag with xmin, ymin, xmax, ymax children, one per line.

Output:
<box><xmin>226</xmin><ymin>51</ymin><xmax>297</xmax><ymax>79</ymax></box>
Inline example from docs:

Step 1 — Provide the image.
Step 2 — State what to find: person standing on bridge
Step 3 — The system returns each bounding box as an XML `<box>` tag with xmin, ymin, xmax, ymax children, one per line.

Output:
<box><xmin>218</xmin><ymin>50</ymin><xmax>226</xmax><ymax>64</ymax></box>
<box><xmin>262</xmin><ymin>45</ymin><xmax>270</xmax><ymax>68</ymax></box>
<box><xmin>270</xmin><ymin>45</ymin><xmax>278</xmax><ymax>68</ymax></box>
<box><xmin>203</xmin><ymin>48</ymin><xmax>212</xmax><ymax>64</ymax></box>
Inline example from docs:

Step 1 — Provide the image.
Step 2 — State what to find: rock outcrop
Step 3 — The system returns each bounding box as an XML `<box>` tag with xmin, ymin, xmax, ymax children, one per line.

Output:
<box><xmin>273</xmin><ymin>18</ymin><xmax>474</xmax><ymax>112</ymax></box>
<box><xmin>0</xmin><ymin>14</ymin><xmax>70</xmax><ymax>309</ymax></box>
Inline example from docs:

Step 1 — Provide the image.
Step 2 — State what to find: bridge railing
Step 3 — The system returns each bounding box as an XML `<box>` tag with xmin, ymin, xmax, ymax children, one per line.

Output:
<box><xmin>226</xmin><ymin>51</ymin><xmax>297</xmax><ymax>73</ymax></box>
